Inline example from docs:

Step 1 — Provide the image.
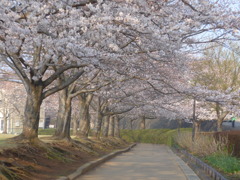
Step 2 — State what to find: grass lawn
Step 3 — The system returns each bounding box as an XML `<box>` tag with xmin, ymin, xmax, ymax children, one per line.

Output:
<box><xmin>204</xmin><ymin>154</ymin><xmax>240</xmax><ymax>175</ymax></box>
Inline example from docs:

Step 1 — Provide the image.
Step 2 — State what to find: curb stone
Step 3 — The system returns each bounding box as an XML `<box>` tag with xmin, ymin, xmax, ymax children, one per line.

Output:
<box><xmin>168</xmin><ymin>149</ymin><xmax>200</xmax><ymax>180</ymax></box>
<box><xmin>57</xmin><ymin>143</ymin><xmax>137</xmax><ymax>180</ymax></box>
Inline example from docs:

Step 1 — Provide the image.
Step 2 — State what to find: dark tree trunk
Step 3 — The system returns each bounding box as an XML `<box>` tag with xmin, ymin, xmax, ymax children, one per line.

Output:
<box><xmin>140</xmin><ymin>116</ymin><xmax>146</xmax><ymax>129</ymax></box>
<box><xmin>17</xmin><ymin>84</ymin><xmax>43</xmax><ymax>143</ymax></box>
<box><xmin>215</xmin><ymin>103</ymin><xmax>228</xmax><ymax>132</ymax></box>
<box><xmin>108</xmin><ymin>116</ymin><xmax>115</xmax><ymax>137</ymax></box>
<box><xmin>77</xmin><ymin>93</ymin><xmax>93</xmax><ymax>138</ymax></box>
<box><xmin>192</xmin><ymin>98</ymin><xmax>196</xmax><ymax>142</ymax></box>
<box><xmin>114</xmin><ymin>116</ymin><xmax>120</xmax><ymax>138</ymax></box>
<box><xmin>102</xmin><ymin>115</ymin><xmax>110</xmax><ymax>137</ymax></box>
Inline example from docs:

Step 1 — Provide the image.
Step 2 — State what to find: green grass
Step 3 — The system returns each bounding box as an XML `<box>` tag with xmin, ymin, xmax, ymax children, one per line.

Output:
<box><xmin>204</xmin><ymin>154</ymin><xmax>240</xmax><ymax>174</ymax></box>
<box><xmin>38</xmin><ymin>128</ymin><xmax>56</xmax><ymax>135</ymax></box>
<box><xmin>38</xmin><ymin>128</ymin><xmax>76</xmax><ymax>136</ymax></box>
<box><xmin>120</xmin><ymin>128</ymin><xmax>192</xmax><ymax>146</ymax></box>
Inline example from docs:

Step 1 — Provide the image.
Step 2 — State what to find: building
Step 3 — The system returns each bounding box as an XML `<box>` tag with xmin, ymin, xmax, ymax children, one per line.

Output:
<box><xmin>0</xmin><ymin>82</ymin><xmax>46</xmax><ymax>134</ymax></box>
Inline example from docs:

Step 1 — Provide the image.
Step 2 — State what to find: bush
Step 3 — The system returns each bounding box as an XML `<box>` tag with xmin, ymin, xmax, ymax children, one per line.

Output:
<box><xmin>176</xmin><ymin>131</ymin><xmax>240</xmax><ymax>178</ymax></box>
<box><xmin>175</xmin><ymin>132</ymin><xmax>228</xmax><ymax>156</ymax></box>
<box><xmin>214</xmin><ymin>130</ymin><xmax>240</xmax><ymax>157</ymax></box>
<box><xmin>120</xmin><ymin>128</ymin><xmax>191</xmax><ymax>146</ymax></box>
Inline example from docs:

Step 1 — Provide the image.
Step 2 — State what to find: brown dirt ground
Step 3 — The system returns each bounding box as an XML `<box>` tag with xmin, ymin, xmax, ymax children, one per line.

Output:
<box><xmin>0</xmin><ymin>137</ymin><xmax>130</xmax><ymax>180</ymax></box>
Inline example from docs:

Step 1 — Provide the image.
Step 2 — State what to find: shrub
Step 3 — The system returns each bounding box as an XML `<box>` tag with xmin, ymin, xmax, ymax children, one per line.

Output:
<box><xmin>175</xmin><ymin>132</ymin><xmax>228</xmax><ymax>156</ymax></box>
<box><xmin>120</xmin><ymin>128</ymin><xmax>191</xmax><ymax>146</ymax></box>
<box><xmin>214</xmin><ymin>130</ymin><xmax>240</xmax><ymax>157</ymax></box>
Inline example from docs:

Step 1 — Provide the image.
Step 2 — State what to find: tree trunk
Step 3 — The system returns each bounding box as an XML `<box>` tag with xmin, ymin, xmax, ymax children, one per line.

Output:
<box><xmin>192</xmin><ymin>98</ymin><xmax>196</xmax><ymax>142</ymax></box>
<box><xmin>61</xmin><ymin>98</ymin><xmax>72</xmax><ymax>139</ymax></box>
<box><xmin>54</xmin><ymin>88</ymin><xmax>72</xmax><ymax>140</ymax></box>
<box><xmin>54</xmin><ymin>89</ymin><xmax>67</xmax><ymax>137</ymax></box>
<box><xmin>114</xmin><ymin>116</ymin><xmax>120</xmax><ymax>138</ymax></box>
<box><xmin>196</xmin><ymin>121</ymin><xmax>200</xmax><ymax>133</ymax></box>
<box><xmin>17</xmin><ymin>84</ymin><xmax>43</xmax><ymax>143</ymax></box>
<box><xmin>57</xmin><ymin>98</ymin><xmax>72</xmax><ymax>140</ymax></box>
<box><xmin>93</xmin><ymin>98</ymin><xmax>104</xmax><ymax>139</ymax></box>
<box><xmin>177</xmin><ymin>119</ymin><xmax>182</xmax><ymax>135</ymax></box>
<box><xmin>108</xmin><ymin>116</ymin><xmax>115</xmax><ymax>137</ymax></box>
<box><xmin>217</xmin><ymin>120</ymin><xmax>223</xmax><ymax>132</ymax></box>
<box><xmin>2</xmin><ymin>109</ymin><xmax>8</xmax><ymax>134</ymax></box>
<box><xmin>72</xmin><ymin>113</ymin><xmax>78</xmax><ymax>136</ymax></box>
<box><xmin>77</xmin><ymin>93</ymin><xmax>93</xmax><ymax>138</ymax></box>
<box><xmin>102</xmin><ymin>115</ymin><xmax>110</xmax><ymax>137</ymax></box>
<box><xmin>130</xmin><ymin>120</ymin><xmax>133</xmax><ymax>130</ymax></box>
<box><xmin>140</xmin><ymin>116</ymin><xmax>145</xmax><ymax>129</ymax></box>
<box><xmin>215</xmin><ymin>103</ymin><xmax>228</xmax><ymax>132</ymax></box>
<box><xmin>193</xmin><ymin>121</ymin><xmax>201</xmax><ymax>138</ymax></box>
<box><xmin>93</xmin><ymin>111</ymin><xmax>103</xmax><ymax>139</ymax></box>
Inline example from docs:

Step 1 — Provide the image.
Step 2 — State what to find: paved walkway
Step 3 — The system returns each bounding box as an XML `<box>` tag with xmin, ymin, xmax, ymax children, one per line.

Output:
<box><xmin>77</xmin><ymin>144</ymin><xmax>200</xmax><ymax>180</ymax></box>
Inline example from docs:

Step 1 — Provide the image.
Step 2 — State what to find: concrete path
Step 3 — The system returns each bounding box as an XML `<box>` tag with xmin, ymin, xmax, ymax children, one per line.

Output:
<box><xmin>77</xmin><ymin>144</ymin><xmax>200</xmax><ymax>180</ymax></box>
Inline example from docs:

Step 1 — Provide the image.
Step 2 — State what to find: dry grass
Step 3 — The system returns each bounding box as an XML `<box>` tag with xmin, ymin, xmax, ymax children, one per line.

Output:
<box><xmin>0</xmin><ymin>134</ymin><xmax>16</xmax><ymax>140</ymax></box>
<box><xmin>175</xmin><ymin>132</ymin><xmax>228</xmax><ymax>156</ymax></box>
<box><xmin>0</xmin><ymin>134</ymin><xmax>18</xmax><ymax>150</ymax></box>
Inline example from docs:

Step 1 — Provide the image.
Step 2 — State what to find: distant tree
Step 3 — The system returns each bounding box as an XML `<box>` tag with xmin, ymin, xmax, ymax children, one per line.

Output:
<box><xmin>0</xmin><ymin>82</ymin><xmax>26</xmax><ymax>133</ymax></box>
<box><xmin>191</xmin><ymin>44</ymin><xmax>240</xmax><ymax>131</ymax></box>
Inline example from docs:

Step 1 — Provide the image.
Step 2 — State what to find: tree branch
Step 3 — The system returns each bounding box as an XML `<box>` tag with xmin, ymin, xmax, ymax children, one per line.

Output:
<box><xmin>43</xmin><ymin>63</ymin><xmax>87</xmax><ymax>88</ymax></box>
<box><xmin>42</xmin><ymin>70</ymin><xmax>84</xmax><ymax>98</ymax></box>
<box><xmin>104</xmin><ymin>106</ymin><xmax>134</xmax><ymax>116</ymax></box>
<box><xmin>147</xmin><ymin>81</ymin><xmax>178</xmax><ymax>95</ymax></box>
<box><xmin>72</xmin><ymin>0</ymin><xmax>98</xmax><ymax>7</ymax></box>
<box><xmin>181</xmin><ymin>0</ymin><xmax>201</xmax><ymax>14</ymax></box>
<box><xmin>1</xmin><ymin>54</ymin><xmax>30</xmax><ymax>90</ymax></box>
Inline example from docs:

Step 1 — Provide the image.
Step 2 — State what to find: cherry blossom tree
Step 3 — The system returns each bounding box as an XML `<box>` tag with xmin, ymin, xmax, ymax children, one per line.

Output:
<box><xmin>53</xmin><ymin>69</ymin><xmax>108</xmax><ymax>140</ymax></box>
<box><xmin>0</xmin><ymin>0</ymin><xmax>238</xmax><ymax>144</ymax></box>
<box><xmin>191</xmin><ymin>44</ymin><xmax>240</xmax><ymax>131</ymax></box>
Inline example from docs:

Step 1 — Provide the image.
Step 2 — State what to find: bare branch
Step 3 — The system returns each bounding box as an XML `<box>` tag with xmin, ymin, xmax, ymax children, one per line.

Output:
<box><xmin>43</xmin><ymin>63</ymin><xmax>87</xmax><ymax>88</ymax></box>
<box><xmin>42</xmin><ymin>70</ymin><xmax>84</xmax><ymax>98</ymax></box>
<box><xmin>105</xmin><ymin>106</ymin><xmax>134</xmax><ymax>116</ymax></box>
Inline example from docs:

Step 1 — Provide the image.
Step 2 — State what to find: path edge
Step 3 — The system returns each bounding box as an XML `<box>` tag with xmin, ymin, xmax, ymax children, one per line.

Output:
<box><xmin>57</xmin><ymin>143</ymin><xmax>137</xmax><ymax>180</ymax></box>
<box><xmin>168</xmin><ymin>147</ymin><xmax>200</xmax><ymax>180</ymax></box>
<box><xmin>179</xmin><ymin>150</ymin><xmax>228</xmax><ymax>180</ymax></box>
